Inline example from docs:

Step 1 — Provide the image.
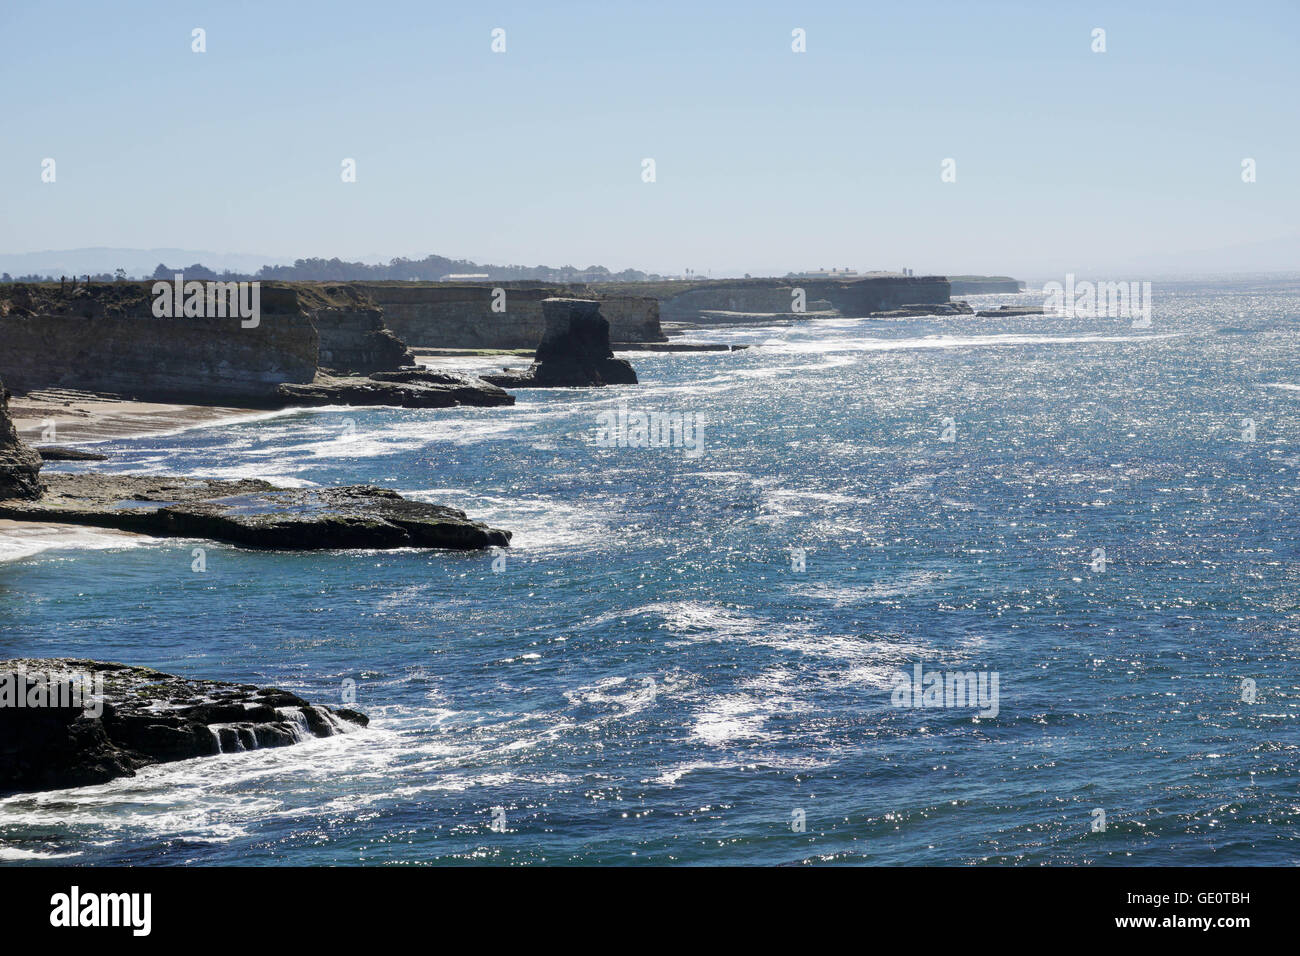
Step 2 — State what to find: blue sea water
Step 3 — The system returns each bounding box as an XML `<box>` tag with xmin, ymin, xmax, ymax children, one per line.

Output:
<box><xmin>1</xmin><ymin>277</ymin><xmax>1297</xmax><ymax>865</ymax></box>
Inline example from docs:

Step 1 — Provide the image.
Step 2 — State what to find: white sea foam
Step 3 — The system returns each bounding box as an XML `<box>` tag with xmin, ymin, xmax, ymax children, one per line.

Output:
<box><xmin>0</xmin><ymin>724</ymin><xmax>387</xmax><ymax>843</ymax></box>
<box><xmin>0</xmin><ymin>846</ymin><xmax>82</xmax><ymax>861</ymax></box>
<box><xmin>760</xmin><ymin>331</ymin><xmax>1185</xmax><ymax>355</ymax></box>
<box><xmin>404</xmin><ymin>488</ymin><xmax>616</xmax><ymax>551</ymax></box>
<box><xmin>0</xmin><ymin>522</ymin><xmax>157</xmax><ymax>563</ymax></box>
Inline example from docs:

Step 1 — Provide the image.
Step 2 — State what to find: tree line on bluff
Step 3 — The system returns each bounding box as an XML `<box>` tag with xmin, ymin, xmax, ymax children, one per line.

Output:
<box><xmin>0</xmin><ymin>254</ymin><xmax>665</xmax><ymax>285</ymax></box>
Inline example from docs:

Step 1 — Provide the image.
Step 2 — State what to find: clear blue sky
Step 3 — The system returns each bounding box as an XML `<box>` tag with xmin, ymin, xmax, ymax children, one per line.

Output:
<box><xmin>2</xmin><ymin>0</ymin><xmax>1296</xmax><ymax>277</ymax></box>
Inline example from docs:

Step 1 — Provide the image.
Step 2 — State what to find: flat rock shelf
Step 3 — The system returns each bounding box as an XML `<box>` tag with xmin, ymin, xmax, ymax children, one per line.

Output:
<box><xmin>0</xmin><ymin>474</ymin><xmax>512</xmax><ymax>550</ymax></box>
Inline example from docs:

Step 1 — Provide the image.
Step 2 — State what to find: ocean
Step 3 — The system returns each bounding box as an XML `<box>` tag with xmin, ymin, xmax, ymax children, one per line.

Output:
<box><xmin>2</xmin><ymin>277</ymin><xmax>1297</xmax><ymax>865</ymax></box>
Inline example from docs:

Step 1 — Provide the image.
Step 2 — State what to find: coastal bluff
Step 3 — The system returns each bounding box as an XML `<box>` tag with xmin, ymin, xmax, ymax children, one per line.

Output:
<box><xmin>0</xmin><ymin>376</ymin><xmax>43</xmax><ymax>500</ymax></box>
<box><xmin>0</xmin><ymin>281</ymin><xmax>507</xmax><ymax>409</ymax></box>
<box><xmin>0</xmin><ymin>282</ymin><xmax>330</xmax><ymax>404</ymax></box>
<box><xmin>355</xmin><ymin>282</ymin><xmax>665</xmax><ymax>349</ymax></box>
<box><xmin>0</xmin><ymin>659</ymin><xmax>369</xmax><ymax>796</ymax></box>
<box><xmin>594</xmin><ymin>274</ymin><xmax>952</xmax><ymax>323</ymax></box>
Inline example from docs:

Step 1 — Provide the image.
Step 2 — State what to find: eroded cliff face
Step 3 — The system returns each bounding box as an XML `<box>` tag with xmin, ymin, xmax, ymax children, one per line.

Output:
<box><xmin>645</xmin><ymin>275</ymin><xmax>951</xmax><ymax>321</ymax></box>
<box><xmin>947</xmin><ymin>276</ymin><xmax>1023</xmax><ymax>295</ymax></box>
<box><xmin>0</xmin><ymin>376</ymin><xmax>44</xmax><ymax>500</ymax></box>
<box><xmin>597</xmin><ymin>295</ymin><xmax>667</xmax><ymax>343</ymax></box>
<box><xmin>359</xmin><ymin>284</ymin><xmax>551</xmax><ymax>349</ymax></box>
<box><xmin>0</xmin><ymin>283</ymin><xmax>320</xmax><ymax>404</ymax></box>
<box><xmin>355</xmin><ymin>283</ymin><xmax>664</xmax><ymax>348</ymax></box>
<box><xmin>311</xmin><ymin>307</ymin><xmax>414</xmax><ymax>374</ymax></box>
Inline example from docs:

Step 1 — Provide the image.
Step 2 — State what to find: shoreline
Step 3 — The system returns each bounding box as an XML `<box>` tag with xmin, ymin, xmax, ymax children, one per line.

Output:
<box><xmin>0</xmin><ymin>518</ymin><xmax>153</xmax><ymax>564</ymax></box>
<box><xmin>9</xmin><ymin>389</ymin><xmax>271</xmax><ymax>445</ymax></box>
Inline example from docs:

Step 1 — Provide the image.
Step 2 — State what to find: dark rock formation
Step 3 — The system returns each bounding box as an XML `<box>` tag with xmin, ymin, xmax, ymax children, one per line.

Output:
<box><xmin>975</xmin><ymin>305</ymin><xmax>1045</xmax><ymax>317</ymax></box>
<box><xmin>278</xmin><ymin>368</ymin><xmax>514</xmax><ymax>408</ymax></box>
<box><xmin>870</xmin><ymin>301</ymin><xmax>975</xmax><ymax>319</ymax></box>
<box><xmin>0</xmin><ymin>474</ymin><xmax>511</xmax><ymax>550</ymax></box>
<box><xmin>0</xmin><ymin>659</ymin><xmax>368</xmax><ymax>796</ymax></box>
<box><xmin>482</xmin><ymin>299</ymin><xmax>638</xmax><ymax>388</ymax></box>
<box><xmin>35</xmin><ymin>446</ymin><xmax>109</xmax><ymax>461</ymax></box>
<box><xmin>0</xmin><ymin>378</ymin><xmax>44</xmax><ymax>500</ymax></box>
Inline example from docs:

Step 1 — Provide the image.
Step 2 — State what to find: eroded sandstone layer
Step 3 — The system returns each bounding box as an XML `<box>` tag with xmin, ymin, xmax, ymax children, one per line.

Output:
<box><xmin>0</xmin><ymin>659</ymin><xmax>369</xmax><ymax>796</ymax></box>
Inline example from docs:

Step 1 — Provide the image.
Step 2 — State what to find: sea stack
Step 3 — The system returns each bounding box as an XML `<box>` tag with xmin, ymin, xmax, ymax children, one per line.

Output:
<box><xmin>483</xmin><ymin>298</ymin><xmax>638</xmax><ymax>388</ymax></box>
<box><xmin>0</xmin><ymin>376</ymin><xmax>43</xmax><ymax>501</ymax></box>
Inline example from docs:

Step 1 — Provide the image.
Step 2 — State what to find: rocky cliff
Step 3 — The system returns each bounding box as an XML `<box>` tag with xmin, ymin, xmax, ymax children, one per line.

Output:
<box><xmin>602</xmin><ymin>275</ymin><xmax>952</xmax><ymax>322</ymax></box>
<box><xmin>947</xmin><ymin>276</ymin><xmax>1023</xmax><ymax>295</ymax></box>
<box><xmin>305</xmin><ymin>285</ymin><xmax>414</xmax><ymax>374</ymax></box>
<box><xmin>0</xmin><ymin>376</ymin><xmax>44</xmax><ymax>500</ymax></box>
<box><xmin>359</xmin><ymin>283</ymin><xmax>550</xmax><ymax>349</ymax></box>
<box><xmin>482</xmin><ymin>299</ymin><xmax>638</xmax><ymax>388</ymax></box>
<box><xmin>595</xmin><ymin>294</ymin><xmax>667</xmax><ymax>343</ymax></box>
<box><xmin>0</xmin><ymin>282</ymin><xmax>422</xmax><ymax>404</ymax></box>
<box><xmin>355</xmin><ymin>283</ymin><xmax>665</xmax><ymax>348</ymax></box>
<box><xmin>0</xmin><ymin>282</ymin><xmax>320</xmax><ymax>404</ymax></box>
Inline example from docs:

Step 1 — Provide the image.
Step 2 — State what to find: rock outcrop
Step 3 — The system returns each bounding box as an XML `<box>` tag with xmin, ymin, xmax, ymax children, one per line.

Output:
<box><xmin>0</xmin><ymin>474</ymin><xmax>512</xmax><ymax>550</ymax></box>
<box><xmin>355</xmin><ymin>283</ymin><xmax>666</xmax><ymax>348</ymax></box>
<box><xmin>0</xmin><ymin>377</ymin><xmax>44</xmax><ymax>500</ymax></box>
<box><xmin>310</xmin><ymin>294</ymin><xmax>415</xmax><ymax>374</ymax></box>
<box><xmin>482</xmin><ymin>299</ymin><xmax>638</xmax><ymax>388</ymax></box>
<box><xmin>35</xmin><ymin>446</ymin><xmax>108</xmax><ymax>462</ymax></box>
<box><xmin>975</xmin><ymin>305</ymin><xmax>1045</xmax><ymax>317</ymax></box>
<box><xmin>278</xmin><ymin>368</ymin><xmax>514</xmax><ymax>408</ymax></box>
<box><xmin>0</xmin><ymin>659</ymin><xmax>369</xmax><ymax>796</ymax></box>
<box><xmin>870</xmin><ymin>301</ymin><xmax>975</xmax><ymax>319</ymax></box>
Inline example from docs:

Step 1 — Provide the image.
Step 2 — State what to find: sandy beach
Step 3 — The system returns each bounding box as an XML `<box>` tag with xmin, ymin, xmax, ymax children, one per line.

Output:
<box><xmin>8</xmin><ymin>388</ymin><xmax>268</xmax><ymax>445</ymax></box>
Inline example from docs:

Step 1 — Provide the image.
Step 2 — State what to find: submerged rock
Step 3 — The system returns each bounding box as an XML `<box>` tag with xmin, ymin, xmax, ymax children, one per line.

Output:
<box><xmin>35</xmin><ymin>445</ymin><xmax>109</xmax><ymax>462</ymax></box>
<box><xmin>482</xmin><ymin>299</ymin><xmax>638</xmax><ymax>388</ymax></box>
<box><xmin>278</xmin><ymin>369</ymin><xmax>514</xmax><ymax>408</ymax></box>
<box><xmin>0</xmin><ymin>377</ymin><xmax>44</xmax><ymax>500</ymax></box>
<box><xmin>0</xmin><ymin>474</ymin><xmax>511</xmax><ymax>550</ymax></box>
<box><xmin>0</xmin><ymin>658</ymin><xmax>368</xmax><ymax>796</ymax></box>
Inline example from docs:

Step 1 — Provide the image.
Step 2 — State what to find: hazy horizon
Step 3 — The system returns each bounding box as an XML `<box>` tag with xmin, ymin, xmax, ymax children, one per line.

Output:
<box><xmin>2</xmin><ymin>0</ymin><xmax>1297</xmax><ymax>278</ymax></box>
